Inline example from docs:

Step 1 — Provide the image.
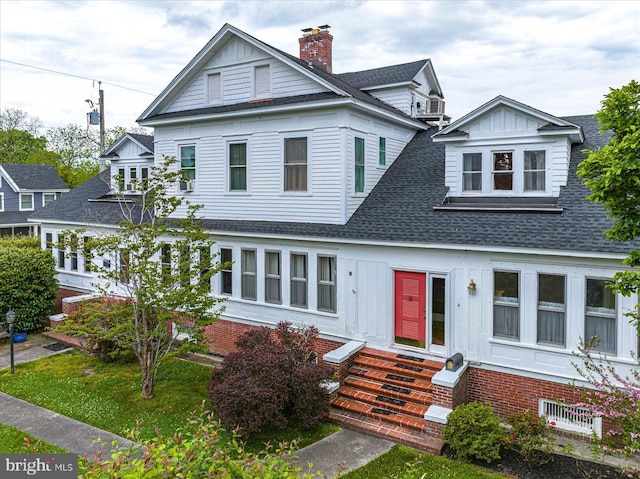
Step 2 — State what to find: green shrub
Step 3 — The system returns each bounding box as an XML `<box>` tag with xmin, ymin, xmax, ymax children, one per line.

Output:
<box><xmin>443</xmin><ymin>402</ymin><xmax>504</xmax><ymax>463</ymax></box>
<box><xmin>505</xmin><ymin>410</ymin><xmax>555</xmax><ymax>468</ymax></box>
<box><xmin>209</xmin><ymin>321</ymin><xmax>334</xmax><ymax>436</ymax></box>
<box><xmin>0</xmin><ymin>239</ymin><xmax>58</xmax><ymax>332</ymax></box>
<box><xmin>79</xmin><ymin>405</ymin><xmax>322</xmax><ymax>478</ymax></box>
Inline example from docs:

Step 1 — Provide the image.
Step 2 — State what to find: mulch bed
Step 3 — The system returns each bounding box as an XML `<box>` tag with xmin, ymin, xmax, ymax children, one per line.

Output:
<box><xmin>442</xmin><ymin>445</ymin><xmax>623</xmax><ymax>479</ymax></box>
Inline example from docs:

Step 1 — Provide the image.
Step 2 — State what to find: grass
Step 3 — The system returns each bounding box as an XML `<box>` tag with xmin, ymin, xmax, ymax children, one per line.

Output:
<box><xmin>341</xmin><ymin>445</ymin><xmax>511</xmax><ymax>479</ymax></box>
<box><xmin>0</xmin><ymin>424</ymin><xmax>68</xmax><ymax>454</ymax></box>
<box><xmin>0</xmin><ymin>349</ymin><xmax>339</xmax><ymax>453</ymax></box>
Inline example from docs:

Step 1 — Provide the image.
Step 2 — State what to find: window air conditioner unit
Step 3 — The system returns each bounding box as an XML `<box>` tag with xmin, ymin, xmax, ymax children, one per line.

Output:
<box><xmin>180</xmin><ymin>180</ymin><xmax>194</xmax><ymax>192</ymax></box>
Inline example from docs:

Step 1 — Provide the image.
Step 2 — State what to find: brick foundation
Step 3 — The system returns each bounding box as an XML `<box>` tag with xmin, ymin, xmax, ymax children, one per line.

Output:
<box><xmin>431</xmin><ymin>366</ymin><xmax>469</xmax><ymax>410</ymax></box>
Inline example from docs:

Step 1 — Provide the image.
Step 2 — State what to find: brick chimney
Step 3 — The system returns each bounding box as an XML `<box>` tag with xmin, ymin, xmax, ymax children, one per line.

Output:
<box><xmin>299</xmin><ymin>25</ymin><xmax>333</xmax><ymax>73</ymax></box>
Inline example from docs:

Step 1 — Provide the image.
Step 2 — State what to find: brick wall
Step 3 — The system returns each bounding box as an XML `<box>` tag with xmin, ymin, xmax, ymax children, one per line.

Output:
<box><xmin>431</xmin><ymin>366</ymin><xmax>469</xmax><ymax>410</ymax></box>
<box><xmin>55</xmin><ymin>288</ymin><xmax>87</xmax><ymax>314</ymax></box>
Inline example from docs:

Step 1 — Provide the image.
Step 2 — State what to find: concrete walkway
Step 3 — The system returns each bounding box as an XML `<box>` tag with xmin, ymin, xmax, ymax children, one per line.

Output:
<box><xmin>0</xmin><ymin>334</ymin><xmax>394</xmax><ymax>475</ymax></box>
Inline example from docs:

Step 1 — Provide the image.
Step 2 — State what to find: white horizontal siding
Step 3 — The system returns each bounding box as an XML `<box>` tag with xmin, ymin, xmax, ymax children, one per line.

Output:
<box><xmin>165</xmin><ymin>75</ymin><xmax>205</xmax><ymax>113</ymax></box>
<box><xmin>271</xmin><ymin>60</ymin><xmax>326</xmax><ymax>97</ymax></box>
<box><xmin>370</xmin><ymin>89</ymin><xmax>411</xmax><ymax>116</ymax></box>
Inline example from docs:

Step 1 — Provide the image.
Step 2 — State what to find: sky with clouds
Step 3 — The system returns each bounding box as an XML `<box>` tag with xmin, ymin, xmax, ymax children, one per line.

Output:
<box><xmin>1</xmin><ymin>0</ymin><xmax>638</xmax><ymax>134</ymax></box>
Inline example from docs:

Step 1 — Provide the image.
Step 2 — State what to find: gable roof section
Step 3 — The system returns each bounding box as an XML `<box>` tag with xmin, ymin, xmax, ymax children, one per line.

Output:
<box><xmin>432</xmin><ymin>95</ymin><xmax>584</xmax><ymax>143</ymax></box>
<box><xmin>101</xmin><ymin>133</ymin><xmax>154</xmax><ymax>159</ymax></box>
<box><xmin>138</xmin><ymin>24</ymin><xmax>426</xmax><ymax>130</ymax></box>
<box><xmin>0</xmin><ymin>163</ymin><xmax>68</xmax><ymax>191</ymax></box>
<box><xmin>337</xmin><ymin>59</ymin><xmax>443</xmax><ymax>97</ymax></box>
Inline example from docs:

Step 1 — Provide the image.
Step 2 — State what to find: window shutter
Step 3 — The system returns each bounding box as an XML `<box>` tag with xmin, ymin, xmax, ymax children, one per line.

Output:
<box><xmin>255</xmin><ymin>65</ymin><xmax>270</xmax><ymax>98</ymax></box>
<box><xmin>208</xmin><ymin>73</ymin><xmax>221</xmax><ymax>102</ymax></box>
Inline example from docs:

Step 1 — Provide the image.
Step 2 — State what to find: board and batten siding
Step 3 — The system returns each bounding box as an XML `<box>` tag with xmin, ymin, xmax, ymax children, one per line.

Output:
<box><xmin>164</xmin><ymin>35</ymin><xmax>327</xmax><ymax>114</ymax></box>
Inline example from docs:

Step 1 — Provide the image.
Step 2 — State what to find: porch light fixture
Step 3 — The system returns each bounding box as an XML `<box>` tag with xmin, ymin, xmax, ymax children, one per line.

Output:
<box><xmin>6</xmin><ymin>309</ymin><xmax>15</xmax><ymax>374</ymax></box>
<box><xmin>445</xmin><ymin>352</ymin><xmax>463</xmax><ymax>372</ymax></box>
<box><xmin>467</xmin><ymin>279</ymin><xmax>477</xmax><ymax>295</ymax></box>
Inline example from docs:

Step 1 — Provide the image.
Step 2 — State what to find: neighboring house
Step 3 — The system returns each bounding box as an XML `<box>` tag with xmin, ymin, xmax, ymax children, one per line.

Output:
<box><xmin>31</xmin><ymin>24</ymin><xmax>639</xmax><ymax>450</ymax></box>
<box><xmin>0</xmin><ymin>163</ymin><xmax>69</xmax><ymax>237</ymax></box>
<box><xmin>101</xmin><ymin>133</ymin><xmax>154</xmax><ymax>193</ymax></box>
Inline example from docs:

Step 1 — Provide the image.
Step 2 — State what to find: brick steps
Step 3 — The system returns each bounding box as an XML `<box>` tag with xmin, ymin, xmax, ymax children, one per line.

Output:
<box><xmin>330</xmin><ymin>348</ymin><xmax>445</xmax><ymax>453</ymax></box>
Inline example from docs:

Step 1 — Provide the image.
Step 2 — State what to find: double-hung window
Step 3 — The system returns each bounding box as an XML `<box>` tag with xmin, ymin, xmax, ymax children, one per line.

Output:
<box><xmin>493</xmin><ymin>271</ymin><xmax>519</xmax><ymax>340</ymax></box>
<box><xmin>45</xmin><ymin>232</ymin><xmax>53</xmax><ymax>252</ymax></box>
<box><xmin>463</xmin><ymin>153</ymin><xmax>482</xmax><ymax>191</ymax></box>
<box><xmin>379</xmin><ymin>137</ymin><xmax>386</xmax><ymax>166</ymax></box>
<box><xmin>57</xmin><ymin>233</ymin><xmax>66</xmax><ymax>269</ymax></box>
<box><xmin>241</xmin><ymin>249</ymin><xmax>257</xmax><ymax>300</ymax></box>
<box><xmin>284</xmin><ymin>137</ymin><xmax>307</xmax><ymax>191</ymax></box>
<box><xmin>229</xmin><ymin>143</ymin><xmax>247</xmax><ymax>191</ymax></box>
<box><xmin>161</xmin><ymin>244</ymin><xmax>172</xmax><ymax>280</ymax></box>
<box><xmin>290</xmin><ymin>253</ymin><xmax>307</xmax><ymax>308</ymax></box>
<box><xmin>265</xmin><ymin>251</ymin><xmax>281</xmax><ymax>304</ymax></box>
<box><xmin>43</xmin><ymin>193</ymin><xmax>56</xmax><ymax>207</ymax></box>
<box><xmin>130</xmin><ymin>167</ymin><xmax>137</xmax><ymax>187</ymax></box>
<box><xmin>83</xmin><ymin>236</ymin><xmax>92</xmax><ymax>273</ymax></box>
<box><xmin>585</xmin><ymin>278</ymin><xmax>616</xmax><ymax>354</ymax></box>
<box><xmin>220</xmin><ymin>248</ymin><xmax>233</xmax><ymax>295</ymax></box>
<box><xmin>524</xmin><ymin>150</ymin><xmax>546</xmax><ymax>191</ymax></box>
<box><xmin>117</xmin><ymin>168</ymin><xmax>125</xmax><ymax>191</ymax></box>
<box><xmin>180</xmin><ymin>145</ymin><xmax>196</xmax><ymax>181</ymax></box>
<box><xmin>355</xmin><ymin>137</ymin><xmax>365</xmax><ymax>193</ymax></box>
<box><xmin>140</xmin><ymin>167</ymin><xmax>149</xmax><ymax>190</ymax></box>
<box><xmin>19</xmin><ymin>193</ymin><xmax>34</xmax><ymax>211</ymax></box>
<box><xmin>493</xmin><ymin>152</ymin><xmax>513</xmax><ymax>190</ymax></box>
<box><xmin>318</xmin><ymin>255</ymin><xmax>337</xmax><ymax>313</ymax></box>
<box><xmin>537</xmin><ymin>274</ymin><xmax>566</xmax><ymax>346</ymax></box>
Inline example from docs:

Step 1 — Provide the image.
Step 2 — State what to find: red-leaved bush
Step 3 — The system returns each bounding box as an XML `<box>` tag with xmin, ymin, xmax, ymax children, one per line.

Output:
<box><xmin>208</xmin><ymin>321</ymin><xmax>334</xmax><ymax>436</ymax></box>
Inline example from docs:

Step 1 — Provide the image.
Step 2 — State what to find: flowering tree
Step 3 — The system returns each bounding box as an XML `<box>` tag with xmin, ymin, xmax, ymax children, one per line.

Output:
<box><xmin>574</xmin><ymin>80</ymin><xmax>640</xmax><ymax>476</ymax></box>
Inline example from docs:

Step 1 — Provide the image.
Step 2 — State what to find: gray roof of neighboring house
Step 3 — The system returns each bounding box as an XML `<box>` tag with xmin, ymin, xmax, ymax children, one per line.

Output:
<box><xmin>31</xmin><ymin>114</ymin><xmax>638</xmax><ymax>256</ymax></box>
<box><xmin>337</xmin><ymin>60</ymin><xmax>430</xmax><ymax>89</ymax></box>
<box><xmin>0</xmin><ymin>211</ymin><xmax>33</xmax><ymax>226</ymax></box>
<box><xmin>128</xmin><ymin>133</ymin><xmax>154</xmax><ymax>152</ymax></box>
<box><xmin>1</xmin><ymin>164</ymin><xmax>68</xmax><ymax>190</ymax></box>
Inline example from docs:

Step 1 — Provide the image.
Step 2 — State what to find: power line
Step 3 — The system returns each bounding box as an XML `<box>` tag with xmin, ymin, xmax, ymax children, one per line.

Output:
<box><xmin>0</xmin><ymin>58</ymin><xmax>156</xmax><ymax>96</ymax></box>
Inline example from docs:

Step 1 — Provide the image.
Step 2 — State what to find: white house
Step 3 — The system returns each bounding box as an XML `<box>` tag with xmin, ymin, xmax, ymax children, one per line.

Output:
<box><xmin>31</xmin><ymin>24</ymin><xmax>638</xmax><ymax>451</ymax></box>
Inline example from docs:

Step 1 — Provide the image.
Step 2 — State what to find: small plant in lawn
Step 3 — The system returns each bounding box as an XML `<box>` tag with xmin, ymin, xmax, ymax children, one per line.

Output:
<box><xmin>443</xmin><ymin>402</ymin><xmax>504</xmax><ymax>464</ymax></box>
<box><xmin>504</xmin><ymin>410</ymin><xmax>555</xmax><ymax>468</ymax></box>
<box><xmin>208</xmin><ymin>321</ymin><xmax>334</xmax><ymax>436</ymax></box>
<box><xmin>79</xmin><ymin>404</ymin><xmax>322</xmax><ymax>478</ymax></box>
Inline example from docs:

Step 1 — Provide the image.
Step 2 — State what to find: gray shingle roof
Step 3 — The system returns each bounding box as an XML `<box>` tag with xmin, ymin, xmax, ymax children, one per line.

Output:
<box><xmin>1</xmin><ymin>164</ymin><xmax>68</xmax><ymax>190</ymax></box>
<box><xmin>128</xmin><ymin>133</ymin><xmax>154</xmax><ymax>152</ymax></box>
<box><xmin>32</xmin><ymin>115</ymin><xmax>637</xmax><ymax>255</ymax></box>
<box><xmin>337</xmin><ymin>60</ymin><xmax>430</xmax><ymax>89</ymax></box>
<box><xmin>0</xmin><ymin>211</ymin><xmax>32</xmax><ymax>226</ymax></box>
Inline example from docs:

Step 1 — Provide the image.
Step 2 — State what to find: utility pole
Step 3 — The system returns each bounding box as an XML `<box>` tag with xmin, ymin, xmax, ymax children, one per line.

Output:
<box><xmin>99</xmin><ymin>81</ymin><xmax>106</xmax><ymax>171</ymax></box>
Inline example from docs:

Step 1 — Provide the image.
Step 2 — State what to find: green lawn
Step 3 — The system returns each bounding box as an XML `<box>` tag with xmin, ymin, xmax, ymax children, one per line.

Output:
<box><xmin>0</xmin><ymin>350</ymin><xmax>338</xmax><ymax>452</ymax></box>
<box><xmin>341</xmin><ymin>445</ymin><xmax>510</xmax><ymax>479</ymax></box>
<box><xmin>0</xmin><ymin>424</ymin><xmax>68</xmax><ymax>454</ymax></box>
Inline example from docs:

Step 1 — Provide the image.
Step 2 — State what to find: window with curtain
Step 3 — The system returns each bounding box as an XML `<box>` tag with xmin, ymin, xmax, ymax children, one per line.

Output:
<box><xmin>585</xmin><ymin>278</ymin><xmax>616</xmax><ymax>354</ymax></box>
<box><xmin>220</xmin><ymin>248</ymin><xmax>233</xmax><ymax>295</ymax></box>
<box><xmin>318</xmin><ymin>255</ymin><xmax>336</xmax><ymax>313</ymax></box>
<box><xmin>493</xmin><ymin>271</ymin><xmax>519</xmax><ymax>340</ymax></box>
<box><xmin>265</xmin><ymin>251</ymin><xmax>281</xmax><ymax>304</ymax></box>
<box><xmin>290</xmin><ymin>253</ymin><xmax>307</xmax><ymax>308</ymax></box>
<box><xmin>493</xmin><ymin>152</ymin><xmax>513</xmax><ymax>190</ymax></box>
<box><xmin>379</xmin><ymin>137</ymin><xmax>386</xmax><ymax>166</ymax></box>
<box><xmin>241</xmin><ymin>249</ymin><xmax>257</xmax><ymax>300</ymax></box>
<box><xmin>524</xmin><ymin>150</ymin><xmax>546</xmax><ymax>191</ymax></box>
<box><xmin>284</xmin><ymin>137</ymin><xmax>307</xmax><ymax>191</ymax></box>
<box><xmin>229</xmin><ymin>143</ymin><xmax>247</xmax><ymax>191</ymax></box>
<box><xmin>180</xmin><ymin>145</ymin><xmax>196</xmax><ymax>180</ymax></box>
<box><xmin>355</xmin><ymin>137</ymin><xmax>365</xmax><ymax>193</ymax></box>
<box><xmin>463</xmin><ymin>152</ymin><xmax>482</xmax><ymax>191</ymax></box>
<box><xmin>537</xmin><ymin>274</ymin><xmax>566</xmax><ymax>346</ymax></box>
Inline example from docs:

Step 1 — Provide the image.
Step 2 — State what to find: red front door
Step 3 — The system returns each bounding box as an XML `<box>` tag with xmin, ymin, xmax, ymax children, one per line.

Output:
<box><xmin>394</xmin><ymin>271</ymin><xmax>426</xmax><ymax>348</ymax></box>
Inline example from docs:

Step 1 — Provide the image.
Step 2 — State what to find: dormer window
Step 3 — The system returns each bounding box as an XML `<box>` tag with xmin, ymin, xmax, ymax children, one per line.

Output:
<box><xmin>463</xmin><ymin>153</ymin><xmax>482</xmax><ymax>191</ymax></box>
<box><xmin>493</xmin><ymin>152</ymin><xmax>513</xmax><ymax>190</ymax></box>
<box><xmin>524</xmin><ymin>150</ymin><xmax>546</xmax><ymax>191</ymax></box>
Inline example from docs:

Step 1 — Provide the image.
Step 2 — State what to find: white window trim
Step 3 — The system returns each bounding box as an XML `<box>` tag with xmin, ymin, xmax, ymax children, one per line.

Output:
<box><xmin>265</xmin><ymin>250</ymin><xmax>282</xmax><ymax>305</ymax></box>
<box><xmin>585</xmin><ymin>277</ymin><xmax>617</xmax><ymax>355</ymax></box>
<box><xmin>241</xmin><ymin>248</ymin><xmax>257</xmax><ymax>301</ymax></box>
<box><xmin>19</xmin><ymin>193</ymin><xmax>34</xmax><ymax>211</ymax></box>
<box><xmin>290</xmin><ymin>252</ymin><xmax>308</xmax><ymax>309</ymax></box>
<box><xmin>42</xmin><ymin>193</ymin><xmax>56</xmax><ymax>207</ymax></box>
<box><xmin>536</xmin><ymin>273</ymin><xmax>567</xmax><ymax>348</ymax></box>
<box><xmin>226</xmin><ymin>139</ymin><xmax>251</xmax><ymax>194</ymax></box>
<box><xmin>0</xmin><ymin>192</ymin><xmax>4</xmax><ymax>212</ymax></box>
<box><xmin>281</xmin><ymin>133</ymin><xmax>311</xmax><ymax>195</ymax></box>
<box><xmin>353</xmin><ymin>136</ymin><xmax>366</xmax><ymax>196</ymax></box>
<box><xmin>317</xmin><ymin>255</ymin><xmax>337</xmax><ymax>313</ymax></box>
<box><xmin>178</xmin><ymin>143</ymin><xmax>197</xmax><ymax>192</ymax></box>
<box><xmin>492</xmin><ymin>269</ymin><xmax>521</xmax><ymax>341</ymax></box>
<box><xmin>219</xmin><ymin>247</ymin><xmax>233</xmax><ymax>296</ymax></box>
